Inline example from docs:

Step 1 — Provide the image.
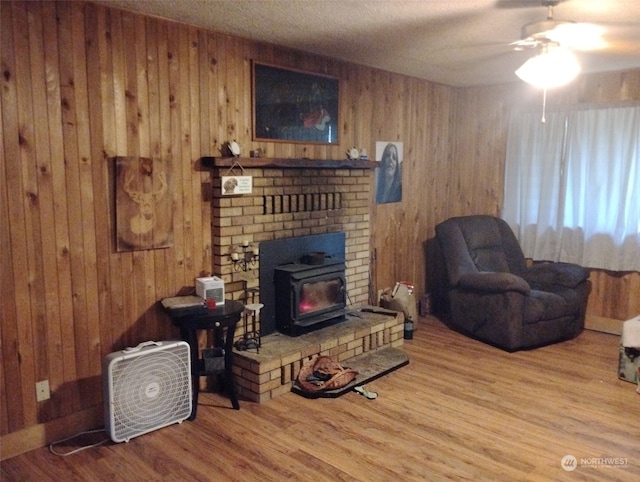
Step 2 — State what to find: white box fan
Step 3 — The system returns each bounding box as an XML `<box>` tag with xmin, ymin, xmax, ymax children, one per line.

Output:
<box><xmin>103</xmin><ymin>341</ymin><xmax>192</xmax><ymax>443</ymax></box>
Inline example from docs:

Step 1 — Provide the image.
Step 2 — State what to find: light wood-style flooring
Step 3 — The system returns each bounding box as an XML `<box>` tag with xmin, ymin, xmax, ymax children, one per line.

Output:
<box><xmin>2</xmin><ymin>316</ymin><xmax>639</xmax><ymax>481</ymax></box>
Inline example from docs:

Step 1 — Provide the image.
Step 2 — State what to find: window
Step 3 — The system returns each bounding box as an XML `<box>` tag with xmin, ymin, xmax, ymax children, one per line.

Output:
<box><xmin>503</xmin><ymin>105</ymin><xmax>640</xmax><ymax>271</ymax></box>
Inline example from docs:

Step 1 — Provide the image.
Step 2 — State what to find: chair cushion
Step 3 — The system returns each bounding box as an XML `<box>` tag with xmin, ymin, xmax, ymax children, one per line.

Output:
<box><xmin>458</xmin><ymin>272</ymin><xmax>530</xmax><ymax>294</ymax></box>
<box><xmin>471</xmin><ymin>248</ymin><xmax>510</xmax><ymax>273</ymax></box>
<box><xmin>523</xmin><ymin>262</ymin><xmax>590</xmax><ymax>289</ymax></box>
<box><xmin>523</xmin><ymin>289</ymin><xmax>582</xmax><ymax>324</ymax></box>
<box><xmin>456</xmin><ymin>215</ymin><xmax>527</xmax><ymax>274</ymax></box>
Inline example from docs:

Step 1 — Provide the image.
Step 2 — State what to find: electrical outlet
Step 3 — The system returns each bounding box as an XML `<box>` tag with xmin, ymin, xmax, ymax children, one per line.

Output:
<box><xmin>36</xmin><ymin>380</ymin><xmax>50</xmax><ymax>402</ymax></box>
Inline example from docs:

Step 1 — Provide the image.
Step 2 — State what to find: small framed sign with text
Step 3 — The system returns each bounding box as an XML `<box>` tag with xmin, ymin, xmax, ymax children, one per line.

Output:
<box><xmin>221</xmin><ymin>175</ymin><xmax>253</xmax><ymax>196</ymax></box>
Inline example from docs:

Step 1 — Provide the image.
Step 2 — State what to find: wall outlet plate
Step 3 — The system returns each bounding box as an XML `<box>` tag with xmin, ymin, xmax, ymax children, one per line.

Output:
<box><xmin>36</xmin><ymin>380</ymin><xmax>50</xmax><ymax>402</ymax></box>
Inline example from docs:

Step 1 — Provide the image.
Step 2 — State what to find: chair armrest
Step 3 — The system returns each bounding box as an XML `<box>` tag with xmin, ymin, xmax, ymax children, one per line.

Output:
<box><xmin>523</xmin><ymin>262</ymin><xmax>589</xmax><ymax>289</ymax></box>
<box><xmin>457</xmin><ymin>272</ymin><xmax>530</xmax><ymax>294</ymax></box>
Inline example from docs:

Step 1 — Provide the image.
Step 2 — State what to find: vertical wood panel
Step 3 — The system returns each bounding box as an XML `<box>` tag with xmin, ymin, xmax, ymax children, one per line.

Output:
<box><xmin>0</xmin><ymin>1</ymin><xmax>26</xmax><ymax>434</ymax></box>
<box><xmin>135</xmin><ymin>17</ymin><xmax>159</xmax><ymax>343</ymax></box>
<box><xmin>178</xmin><ymin>26</ymin><xmax>195</xmax><ymax>279</ymax></box>
<box><xmin>106</xmin><ymin>8</ymin><xmax>131</xmax><ymax>352</ymax></box>
<box><xmin>13</xmin><ymin>0</ymin><xmax>40</xmax><ymax>428</ymax></box>
<box><xmin>166</xmin><ymin>21</ymin><xmax>186</xmax><ymax>290</ymax></box>
<box><xmin>188</xmin><ymin>26</ymin><xmax>205</xmax><ymax>279</ymax></box>
<box><xmin>87</xmin><ymin>2</ymin><xmax>116</xmax><ymax>362</ymax></box>
<box><xmin>55</xmin><ymin>0</ymin><xmax>81</xmax><ymax>416</ymax></box>
<box><xmin>77</xmin><ymin>0</ymin><xmax>102</xmax><ymax>406</ymax></box>
<box><xmin>1</xmin><ymin>1</ymin><xmax>638</xmax><ymax>449</ymax></box>
<box><xmin>147</xmin><ymin>18</ymin><xmax>170</xmax><ymax>342</ymax></box>
<box><xmin>157</xmin><ymin>22</ymin><xmax>177</xmax><ymax>326</ymax></box>
<box><xmin>39</xmin><ymin>0</ymin><xmax>67</xmax><ymax>422</ymax></box>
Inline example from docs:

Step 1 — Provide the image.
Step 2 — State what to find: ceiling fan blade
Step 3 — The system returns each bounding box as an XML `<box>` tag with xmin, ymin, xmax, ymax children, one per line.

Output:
<box><xmin>495</xmin><ymin>0</ymin><xmax>568</xmax><ymax>9</ymax></box>
<box><xmin>510</xmin><ymin>38</ymin><xmax>541</xmax><ymax>50</ymax></box>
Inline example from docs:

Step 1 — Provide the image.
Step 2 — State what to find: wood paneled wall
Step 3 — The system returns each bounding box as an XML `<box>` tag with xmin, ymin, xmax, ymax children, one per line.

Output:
<box><xmin>1</xmin><ymin>1</ymin><xmax>638</xmax><ymax>456</ymax></box>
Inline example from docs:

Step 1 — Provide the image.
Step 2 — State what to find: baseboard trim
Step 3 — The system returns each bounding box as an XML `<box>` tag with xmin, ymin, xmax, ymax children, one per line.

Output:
<box><xmin>0</xmin><ymin>406</ymin><xmax>102</xmax><ymax>461</ymax></box>
<box><xmin>585</xmin><ymin>314</ymin><xmax>623</xmax><ymax>336</ymax></box>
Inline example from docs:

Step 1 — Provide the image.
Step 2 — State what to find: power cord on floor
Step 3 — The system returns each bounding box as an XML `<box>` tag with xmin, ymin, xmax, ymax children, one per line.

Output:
<box><xmin>49</xmin><ymin>428</ymin><xmax>110</xmax><ymax>456</ymax></box>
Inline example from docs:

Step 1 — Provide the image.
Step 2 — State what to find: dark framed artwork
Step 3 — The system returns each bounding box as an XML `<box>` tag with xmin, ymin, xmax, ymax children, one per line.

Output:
<box><xmin>253</xmin><ymin>62</ymin><xmax>339</xmax><ymax>144</ymax></box>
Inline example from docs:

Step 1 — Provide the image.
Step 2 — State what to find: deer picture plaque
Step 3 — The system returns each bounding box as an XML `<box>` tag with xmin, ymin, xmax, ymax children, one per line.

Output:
<box><xmin>115</xmin><ymin>156</ymin><xmax>173</xmax><ymax>251</ymax></box>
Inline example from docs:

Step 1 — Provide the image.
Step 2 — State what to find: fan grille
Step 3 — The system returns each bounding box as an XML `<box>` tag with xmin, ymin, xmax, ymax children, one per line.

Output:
<box><xmin>105</xmin><ymin>342</ymin><xmax>192</xmax><ymax>442</ymax></box>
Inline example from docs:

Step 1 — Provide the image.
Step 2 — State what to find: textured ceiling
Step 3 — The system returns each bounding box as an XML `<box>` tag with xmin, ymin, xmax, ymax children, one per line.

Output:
<box><xmin>97</xmin><ymin>0</ymin><xmax>640</xmax><ymax>87</ymax></box>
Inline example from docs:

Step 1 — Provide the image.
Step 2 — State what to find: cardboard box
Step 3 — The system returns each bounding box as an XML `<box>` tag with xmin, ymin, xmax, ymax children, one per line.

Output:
<box><xmin>618</xmin><ymin>315</ymin><xmax>640</xmax><ymax>393</ymax></box>
<box><xmin>618</xmin><ymin>345</ymin><xmax>639</xmax><ymax>384</ymax></box>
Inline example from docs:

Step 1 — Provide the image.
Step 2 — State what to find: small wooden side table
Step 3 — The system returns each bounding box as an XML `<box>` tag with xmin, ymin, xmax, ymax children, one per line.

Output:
<box><xmin>161</xmin><ymin>296</ymin><xmax>244</xmax><ymax>420</ymax></box>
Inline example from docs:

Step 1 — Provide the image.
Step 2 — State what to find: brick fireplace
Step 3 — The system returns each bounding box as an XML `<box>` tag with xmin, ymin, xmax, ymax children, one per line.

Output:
<box><xmin>207</xmin><ymin>157</ymin><xmax>376</xmax><ymax>315</ymax></box>
<box><xmin>202</xmin><ymin>157</ymin><xmax>404</xmax><ymax>402</ymax></box>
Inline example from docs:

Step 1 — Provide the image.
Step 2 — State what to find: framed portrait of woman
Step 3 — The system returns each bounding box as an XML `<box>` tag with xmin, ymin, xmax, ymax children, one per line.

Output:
<box><xmin>375</xmin><ymin>141</ymin><xmax>403</xmax><ymax>204</ymax></box>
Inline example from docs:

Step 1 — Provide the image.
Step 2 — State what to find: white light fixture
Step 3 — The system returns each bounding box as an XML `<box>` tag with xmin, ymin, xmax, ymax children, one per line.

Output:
<box><xmin>515</xmin><ymin>45</ymin><xmax>581</xmax><ymax>89</ymax></box>
<box><xmin>546</xmin><ymin>23</ymin><xmax>606</xmax><ymax>51</ymax></box>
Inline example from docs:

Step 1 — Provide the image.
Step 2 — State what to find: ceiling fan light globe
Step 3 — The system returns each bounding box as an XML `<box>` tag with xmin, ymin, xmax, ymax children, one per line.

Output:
<box><xmin>515</xmin><ymin>48</ymin><xmax>581</xmax><ymax>89</ymax></box>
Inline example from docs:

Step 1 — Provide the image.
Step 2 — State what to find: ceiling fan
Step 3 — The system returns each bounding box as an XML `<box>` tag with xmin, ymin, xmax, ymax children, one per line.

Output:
<box><xmin>506</xmin><ymin>0</ymin><xmax>606</xmax><ymax>90</ymax></box>
<box><xmin>510</xmin><ymin>0</ymin><xmax>605</xmax><ymax>53</ymax></box>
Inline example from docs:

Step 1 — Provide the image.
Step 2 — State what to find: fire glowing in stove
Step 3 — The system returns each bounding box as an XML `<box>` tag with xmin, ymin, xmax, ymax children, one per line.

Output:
<box><xmin>298</xmin><ymin>278</ymin><xmax>343</xmax><ymax>314</ymax></box>
<box><xmin>299</xmin><ymin>301</ymin><xmax>316</xmax><ymax>313</ymax></box>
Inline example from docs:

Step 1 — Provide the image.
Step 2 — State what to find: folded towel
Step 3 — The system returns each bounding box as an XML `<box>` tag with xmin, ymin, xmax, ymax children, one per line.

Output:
<box><xmin>622</xmin><ymin>315</ymin><xmax>640</xmax><ymax>348</ymax></box>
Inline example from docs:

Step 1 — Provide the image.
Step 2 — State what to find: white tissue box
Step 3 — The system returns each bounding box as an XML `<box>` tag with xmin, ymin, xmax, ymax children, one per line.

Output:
<box><xmin>195</xmin><ymin>276</ymin><xmax>225</xmax><ymax>303</ymax></box>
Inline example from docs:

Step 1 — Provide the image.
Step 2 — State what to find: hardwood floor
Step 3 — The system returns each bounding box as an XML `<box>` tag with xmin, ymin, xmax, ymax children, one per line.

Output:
<box><xmin>2</xmin><ymin>316</ymin><xmax>639</xmax><ymax>481</ymax></box>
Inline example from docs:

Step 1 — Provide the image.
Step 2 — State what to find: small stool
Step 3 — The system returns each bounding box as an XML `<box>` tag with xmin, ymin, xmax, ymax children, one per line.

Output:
<box><xmin>235</xmin><ymin>302</ymin><xmax>263</xmax><ymax>352</ymax></box>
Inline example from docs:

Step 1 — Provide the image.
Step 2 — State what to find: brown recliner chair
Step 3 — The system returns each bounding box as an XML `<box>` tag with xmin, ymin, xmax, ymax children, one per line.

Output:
<box><xmin>435</xmin><ymin>215</ymin><xmax>590</xmax><ymax>351</ymax></box>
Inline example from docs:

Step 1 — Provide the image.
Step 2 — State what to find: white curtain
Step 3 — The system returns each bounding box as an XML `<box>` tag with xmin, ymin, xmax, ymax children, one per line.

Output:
<box><xmin>503</xmin><ymin>105</ymin><xmax>640</xmax><ymax>271</ymax></box>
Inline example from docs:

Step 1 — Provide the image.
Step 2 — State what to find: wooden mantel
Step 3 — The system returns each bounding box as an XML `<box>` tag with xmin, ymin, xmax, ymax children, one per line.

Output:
<box><xmin>201</xmin><ymin>156</ymin><xmax>379</xmax><ymax>169</ymax></box>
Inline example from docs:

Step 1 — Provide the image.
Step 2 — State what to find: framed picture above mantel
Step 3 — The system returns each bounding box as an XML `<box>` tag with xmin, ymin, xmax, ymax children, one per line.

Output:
<box><xmin>252</xmin><ymin>62</ymin><xmax>339</xmax><ymax>144</ymax></box>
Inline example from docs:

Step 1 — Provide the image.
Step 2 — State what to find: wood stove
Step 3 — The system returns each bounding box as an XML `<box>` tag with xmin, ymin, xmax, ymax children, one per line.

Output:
<box><xmin>274</xmin><ymin>258</ymin><xmax>347</xmax><ymax>336</ymax></box>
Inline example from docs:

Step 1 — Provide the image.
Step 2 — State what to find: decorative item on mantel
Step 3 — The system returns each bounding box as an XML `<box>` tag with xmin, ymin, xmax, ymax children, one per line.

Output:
<box><xmin>347</xmin><ymin>147</ymin><xmax>359</xmax><ymax>160</ymax></box>
<box><xmin>228</xmin><ymin>140</ymin><xmax>241</xmax><ymax>157</ymax></box>
<box><xmin>347</xmin><ymin>147</ymin><xmax>368</xmax><ymax>161</ymax></box>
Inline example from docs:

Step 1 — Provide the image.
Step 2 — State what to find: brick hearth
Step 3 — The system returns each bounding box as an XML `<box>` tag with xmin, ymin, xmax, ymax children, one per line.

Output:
<box><xmin>232</xmin><ymin>308</ymin><xmax>404</xmax><ymax>402</ymax></box>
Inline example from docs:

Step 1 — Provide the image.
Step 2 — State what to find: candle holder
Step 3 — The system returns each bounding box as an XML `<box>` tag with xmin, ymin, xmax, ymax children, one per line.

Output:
<box><xmin>229</xmin><ymin>242</ymin><xmax>262</xmax><ymax>352</ymax></box>
<box><xmin>234</xmin><ymin>298</ymin><xmax>262</xmax><ymax>353</ymax></box>
<box><xmin>229</xmin><ymin>243</ymin><xmax>259</xmax><ymax>272</ymax></box>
